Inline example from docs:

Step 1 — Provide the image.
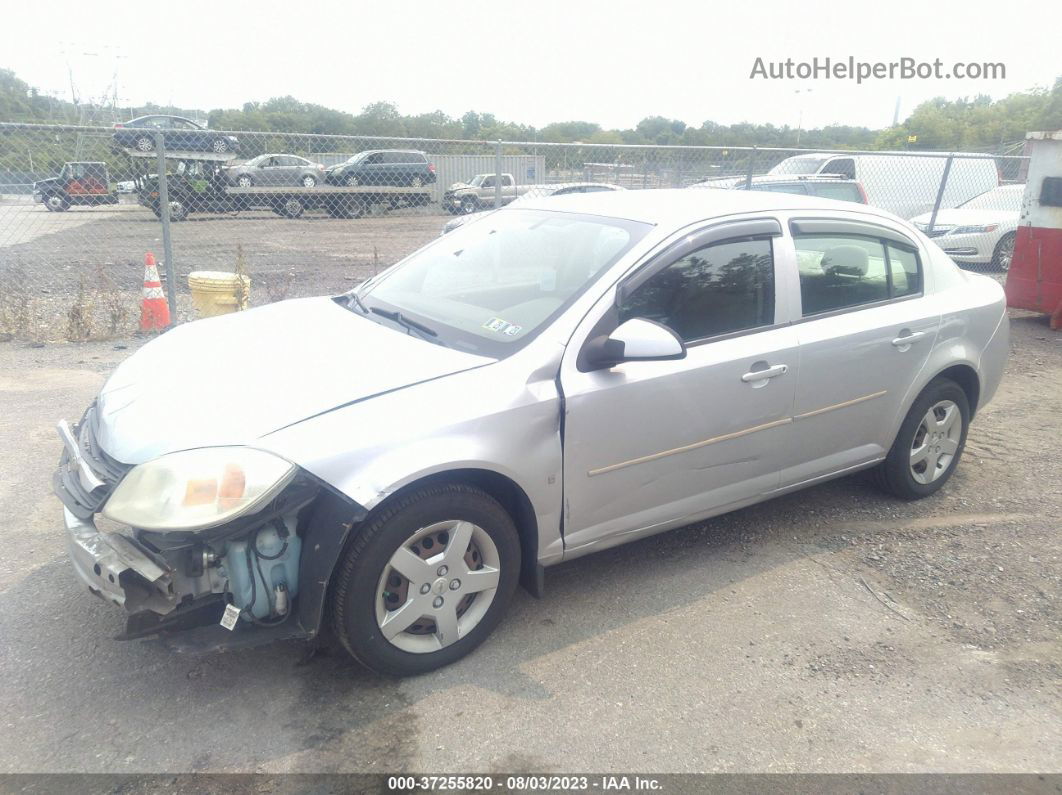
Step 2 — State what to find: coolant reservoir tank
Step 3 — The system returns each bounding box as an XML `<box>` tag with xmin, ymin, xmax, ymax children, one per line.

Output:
<box><xmin>223</xmin><ymin>521</ymin><xmax>301</xmax><ymax>620</ymax></box>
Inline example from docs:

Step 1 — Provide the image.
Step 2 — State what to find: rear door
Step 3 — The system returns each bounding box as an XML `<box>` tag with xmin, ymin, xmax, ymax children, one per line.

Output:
<box><xmin>778</xmin><ymin>217</ymin><xmax>940</xmax><ymax>487</ymax></box>
<box><xmin>560</xmin><ymin>218</ymin><xmax>801</xmax><ymax>554</ymax></box>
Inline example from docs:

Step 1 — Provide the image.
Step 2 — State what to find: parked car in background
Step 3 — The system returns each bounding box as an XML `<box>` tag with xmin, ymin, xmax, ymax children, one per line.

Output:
<box><xmin>443</xmin><ymin>173</ymin><xmax>529</xmax><ymax>214</ymax></box>
<box><xmin>325</xmin><ymin>150</ymin><xmax>435</xmax><ymax>188</ymax></box>
<box><xmin>441</xmin><ymin>182</ymin><xmax>626</xmax><ymax>233</ymax></box>
<box><xmin>909</xmin><ymin>184</ymin><xmax>1024</xmax><ymax>271</ymax></box>
<box><xmin>32</xmin><ymin>162</ymin><xmax>119</xmax><ymax>211</ymax></box>
<box><xmin>223</xmin><ymin>155</ymin><xmax>326</xmax><ymax>188</ymax></box>
<box><xmin>691</xmin><ymin>174</ymin><xmax>867</xmax><ymax>204</ymax></box>
<box><xmin>768</xmin><ymin>152</ymin><xmax>998</xmax><ymax>219</ymax></box>
<box><xmin>112</xmin><ymin>116</ymin><xmax>239</xmax><ymax>155</ymax></box>
<box><xmin>55</xmin><ymin>189</ymin><xmax>1008</xmax><ymax>675</ymax></box>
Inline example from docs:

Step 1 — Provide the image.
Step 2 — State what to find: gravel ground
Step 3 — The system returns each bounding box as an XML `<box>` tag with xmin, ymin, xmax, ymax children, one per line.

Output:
<box><xmin>0</xmin><ymin>200</ymin><xmax>448</xmax><ymax>340</ymax></box>
<box><xmin>0</xmin><ymin>310</ymin><xmax>1058</xmax><ymax>775</ymax></box>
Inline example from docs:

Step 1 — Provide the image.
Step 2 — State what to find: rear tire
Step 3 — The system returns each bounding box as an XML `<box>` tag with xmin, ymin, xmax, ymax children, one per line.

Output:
<box><xmin>874</xmin><ymin>378</ymin><xmax>970</xmax><ymax>500</ymax></box>
<box><xmin>301</xmin><ymin>174</ymin><xmax>318</xmax><ymax>188</ymax></box>
<box><xmin>133</xmin><ymin>135</ymin><xmax>154</xmax><ymax>153</ymax></box>
<box><xmin>278</xmin><ymin>197</ymin><xmax>305</xmax><ymax>218</ymax></box>
<box><xmin>331</xmin><ymin>483</ymin><xmax>520</xmax><ymax>676</ymax></box>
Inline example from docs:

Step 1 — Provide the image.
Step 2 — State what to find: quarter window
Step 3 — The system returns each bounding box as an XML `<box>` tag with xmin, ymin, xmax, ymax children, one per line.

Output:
<box><xmin>620</xmin><ymin>238</ymin><xmax>775</xmax><ymax>342</ymax></box>
<box><xmin>888</xmin><ymin>243</ymin><xmax>922</xmax><ymax>297</ymax></box>
<box><xmin>795</xmin><ymin>234</ymin><xmax>922</xmax><ymax>316</ymax></box>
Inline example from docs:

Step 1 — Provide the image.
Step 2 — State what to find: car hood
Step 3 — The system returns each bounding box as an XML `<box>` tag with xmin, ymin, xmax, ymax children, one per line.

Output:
<box><xmin>910</xmin><ymin>208</ymin><xmax>1018</xmax><ymax>226</ymax></box>
<box><xmin>95</xmin><ymin>296</ymin><xmax>492</xmax><ymax>464</ymax></box>
<box><xmin>33</xmin><ymin>177</ymin><xmax>59</xmax><ymax>190</ymax></box>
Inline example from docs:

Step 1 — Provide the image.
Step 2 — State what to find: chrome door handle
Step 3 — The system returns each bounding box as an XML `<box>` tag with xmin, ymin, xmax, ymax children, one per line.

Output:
<box><xmin>742</xmin><ymin>364</ymin><xmax>788</xmax><ymax>382</ymax></box>
<box><xmin>892</xmin><ymin>331</ymin><xmax>927</xmax><ymax>347</ymax></box>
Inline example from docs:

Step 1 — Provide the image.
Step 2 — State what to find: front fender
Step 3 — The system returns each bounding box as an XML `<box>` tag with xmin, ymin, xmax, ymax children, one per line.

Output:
<box><xmin>259</xmin><ymin>355</ymin><xmax>566</xmax><ymax>566</ymax></box>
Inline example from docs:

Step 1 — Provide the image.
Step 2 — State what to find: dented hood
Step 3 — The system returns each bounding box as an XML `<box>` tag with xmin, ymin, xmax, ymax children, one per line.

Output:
<box><xmin>96</xmin><ymin>296</ymin><xmax>491</xmax><ymax>464</ymax></box>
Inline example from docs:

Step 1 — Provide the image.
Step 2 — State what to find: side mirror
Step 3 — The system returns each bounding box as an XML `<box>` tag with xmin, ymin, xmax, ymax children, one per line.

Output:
<box><xmin>583</xmin><ymin>318</ymin><xmax>686</xmax><ymax>370</ymax></box>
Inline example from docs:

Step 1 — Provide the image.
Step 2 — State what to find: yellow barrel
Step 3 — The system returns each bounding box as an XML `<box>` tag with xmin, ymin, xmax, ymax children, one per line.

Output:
<box><xmin>188</xmin><ymin>271</ymin><xmax>251</xmax><ymax>318</ymax></box>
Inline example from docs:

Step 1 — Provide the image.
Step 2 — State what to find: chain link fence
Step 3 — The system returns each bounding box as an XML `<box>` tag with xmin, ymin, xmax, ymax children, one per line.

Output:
<box><xmin>0</xmin><ymin>121</ymin><xmax>1028</xmax><ymax>341</ymax></box>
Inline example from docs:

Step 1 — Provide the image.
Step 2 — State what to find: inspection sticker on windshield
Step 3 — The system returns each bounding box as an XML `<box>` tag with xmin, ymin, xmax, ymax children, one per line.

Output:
<box><xmin>482</xmin><ymin>317</ymin><xmax>522</xmax><ymax>336</ymax></box>
<box><xmin>220</xmin><ymin>604</ymin><xmax>241</xmax><ymax>631</ymax></box>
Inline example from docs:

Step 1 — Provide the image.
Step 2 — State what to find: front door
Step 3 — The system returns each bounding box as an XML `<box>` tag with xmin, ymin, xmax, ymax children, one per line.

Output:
<box><xmin>560</xmin><ymin>221</ymin><xmax>799</xmax><ymax>555</ymax></box>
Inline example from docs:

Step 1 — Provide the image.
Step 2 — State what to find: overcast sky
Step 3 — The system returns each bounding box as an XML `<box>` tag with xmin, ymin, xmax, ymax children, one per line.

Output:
<box><xmin>6</xmin><ymin>0</ymin><xmax>1059</xmax><ymax>131</ymax></box>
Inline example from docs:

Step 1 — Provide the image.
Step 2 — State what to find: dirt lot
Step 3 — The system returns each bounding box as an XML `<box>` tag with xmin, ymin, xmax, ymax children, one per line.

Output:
<box><xmin>0</xmin><ymin>309</ymin><xmax>1058</xmax><ymax>775</ymax></box>
<box><xmin>0</xmin><ymin>199</ymin><xmax>448</xmax><ymax>339</ymax></box>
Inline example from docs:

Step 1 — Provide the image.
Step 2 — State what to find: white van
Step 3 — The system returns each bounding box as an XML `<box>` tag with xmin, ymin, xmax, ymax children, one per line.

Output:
<box><xmin>768</xmin><ymin>152</ymin><xmax>999</xmax><ymax>219</ymax></box>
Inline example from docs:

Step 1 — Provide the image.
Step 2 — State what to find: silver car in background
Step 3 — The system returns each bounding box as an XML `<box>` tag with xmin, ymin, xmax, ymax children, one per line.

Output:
<box><xmin>54</xmin><ymin>189</ymin><xmax>1008</xmax><ymax>675</ymax></box>
<box><xmin>223</xmin><ymin>154</ymin><xmax>326</xmax><ymax>188</ymax></box>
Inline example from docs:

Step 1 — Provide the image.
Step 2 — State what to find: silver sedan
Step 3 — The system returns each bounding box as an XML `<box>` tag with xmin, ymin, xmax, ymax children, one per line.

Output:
<box><xmin>223</xmin><ymin>154</ymin><xmax>325</xmax><ymax>188</ymax></box>
<box><xmin>54</xmin><ymin>189</ymin><xmax>1008</xmax><ymax>674</ymax></box>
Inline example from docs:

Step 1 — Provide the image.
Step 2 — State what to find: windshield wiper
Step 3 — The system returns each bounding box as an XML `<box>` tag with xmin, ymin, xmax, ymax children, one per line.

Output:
<box><xmin>369</xmin><ymin>306</ymin><xmax>439</xmax><ymax>341</ymax></box>
<box><xmin>346</xmin><ymin>291</ymin><xmax>369</xmax><ymax>314</ymax></box>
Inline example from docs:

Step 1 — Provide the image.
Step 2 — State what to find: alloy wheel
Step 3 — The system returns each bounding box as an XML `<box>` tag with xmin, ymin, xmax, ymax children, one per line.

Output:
<box><xmin>997</xmin><ymin>235</ymin><xmax>1014</xmax><ymax>272</ymax></box>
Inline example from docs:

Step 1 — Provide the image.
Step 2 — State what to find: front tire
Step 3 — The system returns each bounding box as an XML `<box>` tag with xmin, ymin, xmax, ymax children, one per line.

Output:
<box><xmin>344</xmin><ymin>174</ymin><xmax>360</xmax><ymax>187</ymax></box>
<box><xmin>236</xmin><ymin>175</ymin><xmax>254</xmax><ymax>188</ymax></box>
<box><xmin>992</xmin><ymin>232</ymin><xmax>1015</xmax><ymax>272</ymax></box>
<box><xmin>460</xmin><ymin>197</ymin><xmax>479</xmax><ymax>214</ymax></box>
<box><xmin>875</xmin><ymin>378</ymin><xmax>970</xmax><ymax>500</ymax></box>
<box><xmin>211</xmin><ymin>138</ymin><xmax>230</xmax><ymax>154</ymax></box>
<box><xmin>331</xmin><ymin>483</ymin><xmax>521</xmax><ymax>676</ymax></box>
<box><xmin>44</xmin><ymin>195</ymin><xmax>70</xmax><ymax>212</ymax></box>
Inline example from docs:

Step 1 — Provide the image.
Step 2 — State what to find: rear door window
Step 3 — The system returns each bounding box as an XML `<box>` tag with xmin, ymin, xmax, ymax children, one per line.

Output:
<box><xmin>794</xmin><ymin>233</ymin><xmax>922</xmax><ymax>316</ymax></box>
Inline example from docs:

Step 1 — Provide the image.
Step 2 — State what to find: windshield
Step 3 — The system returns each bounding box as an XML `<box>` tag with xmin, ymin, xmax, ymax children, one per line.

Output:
<box><xmin>467</xmin><ymin>175</ymin><xmax>485</xmax><ymax>187</ymax></box>
<box><xmin>768</xmin><ymin>156</ymin><xmax>830</xmax><ymax>175</ymax></box>
<box><xmin>357</xmin><ymin>209</ymin><xmax>651</xmax><ymax>357</ymax></box>
<box><xmin>959</xmin><ymin>187</ymin><xmax>1023</xmax><ymax>212</ymax></box>
<box><xmin>345</xmin><ymin>152</ymin><xmax>369</xmax><ymax>165</ymax></box>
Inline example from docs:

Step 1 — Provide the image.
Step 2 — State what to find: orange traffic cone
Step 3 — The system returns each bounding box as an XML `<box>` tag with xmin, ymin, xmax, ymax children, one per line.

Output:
<box><xmin>139</xmin><ymin>252</ymin><xmax>171</xmax><ymax>331</ymax></box>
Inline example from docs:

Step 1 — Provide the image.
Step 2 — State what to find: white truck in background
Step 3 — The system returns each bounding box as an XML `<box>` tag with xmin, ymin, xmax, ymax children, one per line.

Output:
<box><xmin>768</xmin><ymin>152</ymin><xmax>999</xmax><ymax>219</ymax></box>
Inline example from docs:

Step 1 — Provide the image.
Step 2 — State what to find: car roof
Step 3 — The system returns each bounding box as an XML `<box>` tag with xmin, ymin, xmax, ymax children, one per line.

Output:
<box><xmin>513</xmin><ymin>187</ymin><xmax>896</xmax><ymax>227</ymax></box>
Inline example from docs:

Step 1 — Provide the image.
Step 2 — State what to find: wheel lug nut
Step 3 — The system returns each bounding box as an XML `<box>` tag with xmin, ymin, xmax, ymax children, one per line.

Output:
<box><xmin>437</xmin><ymin>565</ymin><xmax>448</xmax><ymax>576</ymax></box>
<box><xmin>419</xmin><ymin>583</ymin><xmax>430</xmax><ymax>595</ymax></box>
<box><xmin>432</xmin><ymin>596</ymin><xmax>444</xmax><ymax>608</ymax></box>
<box><xmin>449</xmin><ymin>579</ymin><xmax>461</xmax><ymax>591</ymax></box>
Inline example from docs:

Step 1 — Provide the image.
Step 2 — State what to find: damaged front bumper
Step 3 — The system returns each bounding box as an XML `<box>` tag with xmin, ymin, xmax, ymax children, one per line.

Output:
<box><xmin>64</xmin><ymin>506</ymin><xmax>174</xmax><ymax>613</ymax></box>
<box><xmin>54</xmin><ymin>405</ymin><xmax>366</xmax><ymax>649</ymax></box>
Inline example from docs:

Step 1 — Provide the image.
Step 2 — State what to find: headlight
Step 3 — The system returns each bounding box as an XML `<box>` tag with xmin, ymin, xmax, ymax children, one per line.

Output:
<box><xmin>952</xmin><ymin>224</ymin><xmax>999</xmax><ymax>234</ymax></box>
<box><xmin>103</xmin><ymin>447</ymin><xmax>296</xmax><ymax>531</ymax></box>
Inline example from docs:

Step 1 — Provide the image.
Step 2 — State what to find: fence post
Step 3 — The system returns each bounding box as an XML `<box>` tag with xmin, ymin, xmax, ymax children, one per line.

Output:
<box><xmin>745</xmin><ymin>146</ymin><xmax>757</xmax><ymax>189</ymax></box>
<box><xmin>153</xmin><ymin>132</ymin><xmax>177</xmax><ymax>324</ymax></box>
<box><xmin>927</xmin><ymin>154</ymin><xmax>954</xmax><ymax>235</ymax></box>
<box><xmin>494</xmin><ymin>139</ymin><xmax>503</xmax><ymax>209</ymax></box>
